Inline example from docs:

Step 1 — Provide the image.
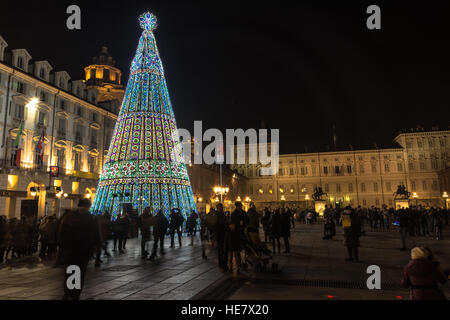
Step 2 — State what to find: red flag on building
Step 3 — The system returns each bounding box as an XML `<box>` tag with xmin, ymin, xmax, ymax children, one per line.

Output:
<box><xmin>36</xmin><ymin>129</ymin><xmax>45</xmax><ymax>168</ymax></box>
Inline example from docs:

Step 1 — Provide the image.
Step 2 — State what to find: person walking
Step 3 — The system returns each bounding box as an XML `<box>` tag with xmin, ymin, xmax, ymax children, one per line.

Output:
<box><xmin>94</xmin><ymin>211</ymin><xmax>112</xmax><ymax>267</ymax></box>
<box><xmin>402</xmin><ymin>247</ymin><xmax>447</xmax><ymax>300</ymax></box>
<box><xmin>15</xmin><ymin>217</ymin><xmax>30</xmax><ymax>258</ymax></box>
<box><xmin>209</xmin><ymin>203</ymin><xmax>228</xmax><ymax>271</ymax></box>
<box><xmin>186</xmin><ymin>211</ymin><xmax>198</xmax><ymax>246</ymax></box>
<box><xmin>58</xmin><ymin>199</ymin><xmax>100</xmax><ymax>300</ymax></box>
<box><xmin>148</xmin><ymin>209</ymin><xmax>169</xmax><ymax>261</ymax></box>
<box><xmin>0</xmin><ymin>215</ymin><xmax>7</xmax><ymax>263</ymax></box>
<box><xmin>120</xmin><ymin>212</ymin><xmax>130</xmax><ymax>250</ymax></box>
<box><xmin>261</xmin><ymin>207</ymin><xmax>271</xmax><ymax>243</ymax></box>
<box><xmin>246</xmin><ymin>204</ymin><xmax>261</xmax><ymax>245</ymax></box>
<box><xmin>269</xmin><ymin>209</ymin><xmax>282</xmax><ymax>254</ymax></box>
<box><xmin>4</xmin><ymin>218</ymin><xmax>18</xmax><ymax>260</ymax></box>
<box><xmin>226</xmin><ymin>202</ymin><xmax>244</xmax><ymax>276</ymax></box>
<box><xmin>137</xmin><ymin>207</ymin><xmax>153</xmax><ymax>259</ymax></box>
<box><xmin>342</xmin><ymin>206</ymin><xmax>362</xmax><ymax>262</ymax></box>
<box><xmin>399</xmin><ymin>209</ymin><xmax>410</xmax><ymax>251</ymax></box>
<box><xmin>169</xmin><ymin>208</ymin><xmax>184</xmax><ymax>248</ymax></box>
<box><xmin>323</xmin><ymin>205</ymin><xmax>334</xmax><ymax>240</ymax></box>
<box><xmin>43</xmin><ymin>215</ymin><xmax>58</xmax><ymax>259</ymax></box>
<box><xmin>280</xmin><ymin>208</ymin><xmax>291</xmax><ymax>253</ymax></box>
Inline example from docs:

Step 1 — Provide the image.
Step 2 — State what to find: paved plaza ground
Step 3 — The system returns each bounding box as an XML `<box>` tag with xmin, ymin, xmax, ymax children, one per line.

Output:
<box><xmin>0</xmin><ymin>222</ymin><xmax>449</xmax><ymax>300</ymax></box>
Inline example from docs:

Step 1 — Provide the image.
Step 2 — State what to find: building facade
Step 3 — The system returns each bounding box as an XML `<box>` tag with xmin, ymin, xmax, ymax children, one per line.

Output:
<box><xmin>232</xmin><ymin>128</ymin><xmax>450</xmax><ymax>210</ymax></box>
<box><xmin>0</xmin><ymin>35</ymin><xmax>119</xmax><ymax>218</ymax></box>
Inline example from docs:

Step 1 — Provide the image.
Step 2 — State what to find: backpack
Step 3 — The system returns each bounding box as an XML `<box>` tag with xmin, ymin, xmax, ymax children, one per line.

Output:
<box><xmin>341</xmin><ymin>214</ymin><xmax>352</xmax><ymax>228</ymax></box>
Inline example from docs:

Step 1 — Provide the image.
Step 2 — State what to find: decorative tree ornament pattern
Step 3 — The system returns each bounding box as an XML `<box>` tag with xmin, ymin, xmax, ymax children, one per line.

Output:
<box><xmin>91</xmin><ymin>11</ymin><xmax>197</xmax><ymax>219</ymax></box>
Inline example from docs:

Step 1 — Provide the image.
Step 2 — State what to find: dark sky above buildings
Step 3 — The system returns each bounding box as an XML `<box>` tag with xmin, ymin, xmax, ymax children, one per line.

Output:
<box><xmin>1</xmin><ymin>0</ymin><xmax>449</xmax><ymax>154</ymax></box>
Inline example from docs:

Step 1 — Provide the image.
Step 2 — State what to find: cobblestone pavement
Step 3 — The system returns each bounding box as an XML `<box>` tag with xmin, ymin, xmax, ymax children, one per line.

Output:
<box><xmin>0</xmin><ymin>235</ymin><xmax>227</xmax><ymax>300</ymax></box>
<box><xmin>229</xmin><ymin>222</ymin><xmax>450</xmax><ymax>300</ymax></box>
<box><xmin>1</xmin><ymin>223</ymin><xmax>449</xmax><ymax>300</ymax></box>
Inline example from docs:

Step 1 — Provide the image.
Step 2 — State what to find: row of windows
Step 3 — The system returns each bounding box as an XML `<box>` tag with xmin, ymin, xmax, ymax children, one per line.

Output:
<box><xmin>56</xmin><ymin>149</ymin><xmax>98</xmax><ymax>172</ymax></box>
<box><xmin>248</xmin><ymin>180</ymin><xmax>439</xmax><ymax>195</ymax></box>
<box><xmin>272</xmin><ymin>163</ymin><xmax>404</xmax><ymax>176</ymax></box>
<box><xmin>279</xmin><ymin>154</ymin><xmax>403</xmax><ymax>165</ymax></box>
<box><xmin>406</xmin><ymin>137</ymin><xmax>447</xmax><ymax>149</ymax></box>
<box><xmin>0</xmin><ymin>73</ymin><xmax>97</xmax><ymax>105</ymax></box>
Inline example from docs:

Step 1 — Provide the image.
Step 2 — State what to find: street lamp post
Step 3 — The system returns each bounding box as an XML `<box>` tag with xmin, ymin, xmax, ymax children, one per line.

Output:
<box><xmin>412</xmin><ymin>192</ymin><xmax>418</xmax><ymax>206</ymax></box>
<box><xmin>213</xmin><ymin>186</ymin><xmax>229</xmax><ymax>204</ymax></box>
<box><xmin>443</xmin><ymin>191</ymin><xmax>448</xmax><ymax>209</ymax></box>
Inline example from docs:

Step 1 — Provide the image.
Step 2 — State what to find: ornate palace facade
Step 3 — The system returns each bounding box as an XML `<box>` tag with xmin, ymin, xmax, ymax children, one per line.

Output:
<box><xmin>0</xmin><ymin>34</ymin><xmax>120</xmax><ymax>218</ymax></box>
<box><xmin>232</xmin><ymin>128</ymin><xmax>449</xmax><ymax>210</ymax></box>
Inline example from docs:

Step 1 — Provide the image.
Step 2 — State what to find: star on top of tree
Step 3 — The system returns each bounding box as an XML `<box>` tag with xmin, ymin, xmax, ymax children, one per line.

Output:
<box><xmin>139</xmin><ymin>11</ymin><xmax>157</xmax><ymax>31</ymax></box>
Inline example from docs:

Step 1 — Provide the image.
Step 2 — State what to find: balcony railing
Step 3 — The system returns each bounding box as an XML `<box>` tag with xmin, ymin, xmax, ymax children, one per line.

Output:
<box><xmin>0</xmin><ymin>159</ymin><xmax>49</xmax><ymax>173</ymax></box>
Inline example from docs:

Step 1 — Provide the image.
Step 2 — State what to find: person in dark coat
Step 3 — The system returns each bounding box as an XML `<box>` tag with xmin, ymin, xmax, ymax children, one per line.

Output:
<box><xmin>209</xmin><ymin>203</ymin><xmax>228</xmax><ymax>271</ymax></box>
<box><xmin>113</xmin><ymin>213</ymin><xmax>129</xmax><ymax>254</ymax></box>
<box><xmin>280</xmin><ymin>208</ymin><xmax>291</xmax><ymax>253</ymax></box>
<box><xmin>402</xmin><ymin>247</ymin><xmax>447</xmax><ymax>300</ymax></box>
<box><xmin>226</xmin><ymin>202</ymin><xmax>244</xmax><ymax>276</ymax></box>
<box><xmin>120</xmin><ymin>212</ymin><xmax>131</xmax><ymax>250</ymax></box>
<box><xmin>137</xmin><ymin>207</ymin><xmax>153</xmax><ymax>259</ymax></box>
<box><xmin>398</xmin><ymin>209</ymin><xmax>409</xmax><ymax>251</ymax></box>
<box><xmin>269</xmin><ymin>209</ymin><xmax>282</xmax><ymax>253</ymax></box>
<box><xmin>186</xmin><ymin>211</ymin><xmax>198</xmax><ymax>245</ymax></box>
<box><xmin>94</xmin><ymin>211</ymin><xmax>112</xmax><ymax>267</ymax></box>
<box><xmin>58</xmin><ymin>199</ymin><xmax>100</xmax><ymax>300</ymax></box>
<box><xmin>148</xmin><ymin>209</ymin><xmax>169</xmax><ymax>260</ymax></box>
<box><xmin>4</xmin><ymin>218</ymin><xmax>18</xmax><ymax>260</ymax></box>
<box><xmin>169</xmin><ymin>208</ymin><xmax>184</xmax><ymax>248</ymax></box>
<box><xmin>0</xmin><ymin>215</ymin><xmax>7</xmax><ymax>263</ymax></box>
<box><xmin>15</xmin><ymin>217</ymin><xmax>30</xmax><ymax>258</ymax></box>
<box><xmin>323</xmin><ymin>205</ymin><xmax>334</xmax><ymax>240</ymax></box>
<box><xmin>42</xmin><ymin>215</ymin><xmax>59</xmax><ymax>259</ymax></box>
<box><xmin>342</xmin><ymin>206</ymin><xmax>361</xmax><ymax>262</ymax></box>
<box><xmin>246</xmin><ymin>204</ymin><xmax>260</xmax><ymax>244</ymax></box>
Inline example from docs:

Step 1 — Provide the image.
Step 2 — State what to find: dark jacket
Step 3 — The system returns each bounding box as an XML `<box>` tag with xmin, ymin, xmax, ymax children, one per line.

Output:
<box><xmin>58</xmin><ymin>208</ymin><xmax>100</xmax><ymax>263</ymax></box>
<box><xmin>280</xmin><ymin>213</ymin><xmax>291</xmax><ymax>237</ymax></box>
<box><xmin>137</xmin><ymin>214</ymin><xmax>154</xmax><ymax>240</ymax></box>
<box><xmin>0</xmin><ymin>217</ymin><xmax>8</xmax><ymax>248</ymax></box>
<box><xmin>227</xmin><ymin>209</ymin><xmax>243</xmax><ymax>252</ymax></box>
<box><xmin>153</xmin><ymin>212</ymin><xmax>169</xmax><ymax>237</ymax></box>
<box><xmin>213</xmin><ymin>211</ymin><xmax>227</xmax><ymax>241</ymax></box>
<box><xmin>169</xmin><ymin>212</ymin><xmax>184</xmax><ymax>230</ymax></box>
<box><xmin>96</xmin><ymin>215</ymin><xmax>112</xmax><ymax>242</ymax></box>
<box><xmin>269</xmin><ymin>212</ymin><xmax>282</xmax><ymax>238</ymax></box>
<box><xmin>402</xmin><ymin>259</ymin><xmax>447</xmax><ymax>300</ymax></box>
<box><xmin>41</xmin><ymin>216</ymin><xmax>58</xmax><ymax>244</ymax></box>
<box><xmin>246</xmin><ymin>208</ymin><xmax>259</xmax><ymax>233</ymax></box>
<box><xmin>343</xmin><ymin>212</ymin><xmax>361</xmax><ymax>247</ymax></box>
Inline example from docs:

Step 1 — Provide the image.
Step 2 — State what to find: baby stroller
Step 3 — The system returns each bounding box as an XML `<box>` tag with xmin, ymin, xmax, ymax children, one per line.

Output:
<box><xmin>241</xmin><ymin>228</ymin><xmax>278</xmax><ymax>273</ymax></box>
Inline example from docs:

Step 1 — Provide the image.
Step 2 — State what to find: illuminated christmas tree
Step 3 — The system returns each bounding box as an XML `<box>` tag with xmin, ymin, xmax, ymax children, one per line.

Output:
<box><xmin>91</xmin><ymin>12</ymin><xmax>197</xmax><ymax>219</ymax></box>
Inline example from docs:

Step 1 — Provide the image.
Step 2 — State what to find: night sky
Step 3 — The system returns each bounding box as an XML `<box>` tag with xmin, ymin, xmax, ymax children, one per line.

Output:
<box><xmin>1</xmin><ymin>1</ymin><xmax>449</xmax><ymax>154</ymax></box>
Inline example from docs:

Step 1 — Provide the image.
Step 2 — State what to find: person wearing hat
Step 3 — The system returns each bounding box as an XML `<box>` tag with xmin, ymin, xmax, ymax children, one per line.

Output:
<box><xmin>402</xmin><ymin>247</ymin><xmax>447</xmax><ymax>300</ymax></box>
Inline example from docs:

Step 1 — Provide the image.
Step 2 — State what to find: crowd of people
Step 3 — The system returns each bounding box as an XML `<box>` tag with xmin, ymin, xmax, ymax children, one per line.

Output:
<box><xmin>0</xmin><ymin>200</ymin><xmax>449</xmax><ymax>300</ymax></box>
